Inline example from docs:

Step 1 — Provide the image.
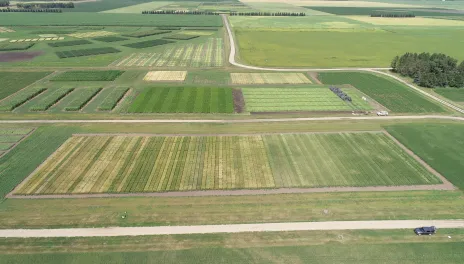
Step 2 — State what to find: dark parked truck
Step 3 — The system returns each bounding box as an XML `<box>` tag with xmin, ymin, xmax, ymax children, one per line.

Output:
<box><xmin>414</xmin><ymin>226</ymin><xmax>437</xmax><ymax>235</ymax></box>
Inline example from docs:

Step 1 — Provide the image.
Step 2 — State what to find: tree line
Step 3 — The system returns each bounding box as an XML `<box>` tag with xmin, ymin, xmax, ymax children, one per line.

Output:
<box><xmin>0</xmin><ymin>8</ymin><xmax>62</xmax><ymax>12</ymax></box>
<box><xmin>371</xmin><ymin>13</ymin><xmax>415</xmax><ymax>17</ymax></box>
<box><xmin>391</xmin><ymin>52</ymin><xmax>464</xmax><ymax>88</ymax></box>
<box><xmin>17</xmin><ymin>2</ymin><xmax>74</xmax><ymax>8</ymax></box>
<box><xmin>142</xmin><ymin>10</ymin><xmax>219</xmax><ymax>15</ymax></box>
<box><xmin>230</xmin><ymin>12</ymin><xmax>305</xmax><ymax>16</ymax></box>
<box><xmin>0</xmin><ymin>0</ymin><xmax>9</xmax><ymax>7</ymax></box>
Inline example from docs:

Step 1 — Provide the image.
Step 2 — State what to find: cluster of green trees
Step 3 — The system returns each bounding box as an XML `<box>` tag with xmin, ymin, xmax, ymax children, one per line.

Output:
<box><xmin>392</xmin><ymin>53</ymin><xmax>464</xmax><ymax>88</ymax></box>
<box><xmin>17</xmin><ymin>2</ymin><xmax>74</xmax><ymax>8</ymax></box>
<box><xmin>230</xmin><ymin>12</ymin><xmax>306</xmax><ymax>16</ymax></box>
<box><xmin>0</xmin><ymin>0</ymin><xmax>9</xmax><ymax>7</ymax></box>
<box><xmin>142</xmin><ymin>10</ymin><xmax>219</xmax><ymax>15</ymax></box>
<box><xmin>0</xmin><ymin>8</ymin><xmax>62</xmax><ymax>12</ymax></box>
<box><xmin>371</xmin><ymin>13</ymin><xmax>415</xmax><ymax>17</ymax></box>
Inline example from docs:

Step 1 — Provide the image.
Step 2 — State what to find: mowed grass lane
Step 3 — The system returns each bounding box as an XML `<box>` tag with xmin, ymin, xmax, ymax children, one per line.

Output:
<box><xmin>242</xmin><ymin>87</ymin><xmax>371</xmax><ymax>112</ymax></box>
<box><xmin>387</xmin><ymin>123</ymin><xmax>464</xmax><ymax>190</ymax></box>
<box><xmin>15</xmin><ymin>133</ymin><xmax>440</xmax><ymax>195</ymax></box>
<box><xmin>319</xmin><ymin>72</ymin><xmax>445</xmax><ymax>113</ymax></box>
<box><xmin>128</xmin><ymin>87</ymin><xmax>234</xmax><ymax>113</ymax></box>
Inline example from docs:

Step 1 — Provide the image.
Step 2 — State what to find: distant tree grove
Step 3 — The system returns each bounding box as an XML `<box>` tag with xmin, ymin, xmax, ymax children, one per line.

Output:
<box><xmin>0</xmin><ymin>0</ymin><xmax>9</xmax><ymax>7</ymax></box>
<box><xmin>0</xmin><ymin>8</ymin><xmax>62</xmax><ymax>12</ymax></box>
<box><xmin>392</xmin><ymin>53</ymin><xmax>464</xmax><ymax>88</ymax></box>
<box><xmin>371</xmin><ymin>13</ymin><xmax>415</xmax><ymax>17</ymax></box>
<box><xmin>17</xmin><ymin>2</ymin><xmax>74</xmax><ymax>9</ymax></box>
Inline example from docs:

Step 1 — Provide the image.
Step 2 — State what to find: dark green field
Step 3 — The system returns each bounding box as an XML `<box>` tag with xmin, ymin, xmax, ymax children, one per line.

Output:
<box><xmin>306</xmin><ymin>6</ymin><xmax>464</xmax><ymax>17</ymax></box>
<box><xmin>319</xmin><ymin>72</ymin><xmax>445</xmax><ymax>113</ymax></box>
<box><xmin>435</xmin><ymin>88</ymin><xmax>464</xmax><ymax>102</ymax></box>
<box><xmin>387</xmin><ymin>123</ymin><xmax>464</xmax><ymax>190</ymax></box>
<box><xmin>128</xmin><ymin>87</ymin><xmax>234</xmax><ymax>113</ymax></box>
<box><xmin>0</xmin><ymin>72</ymin><xmax>51</xmax><ymax>100</ymax></box>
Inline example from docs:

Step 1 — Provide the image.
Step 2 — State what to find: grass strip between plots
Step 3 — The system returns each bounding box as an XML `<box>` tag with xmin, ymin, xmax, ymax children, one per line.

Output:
<box><xmin>64</xmin><ymin>87</ymin><xmax>102</xmax><ymax>111</ymax></box>
<box><xmin>29</xmin><ymin>88</ymin><xmax>74</xmax><ymax>111</ymax></box>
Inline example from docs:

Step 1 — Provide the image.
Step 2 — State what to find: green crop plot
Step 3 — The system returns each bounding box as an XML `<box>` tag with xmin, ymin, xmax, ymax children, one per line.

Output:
<box><xmin>48</xmin><ymin>40</ymin><xmax>92</xmax><ymax>47</ymax></box>
<box><xmin>0</xmin><ymin>128</ymin><xmax>32</xmax><ymax>155</ymax></box>
<box><xmin>123</xmin><ymin>29</ymin><xmax>171</xmax><ymax>38</ymax></box>
<box><xmin>242</xmin><ymin>87</ymin><xmax>371</xmax><ymax>112</ymax></box>
<box><xmin>164</xmin><ymin>33</ymin><xmax>200</xmax><ymax>40</ymax></box>
<box><xmin>123</xmin><ymin>39</ymin><xmax>174</xmax><ymax>49</ymax></box>
<box><xmin>319</xmin><ymin>72</ymin><xmax>445</xmax><ymax>113</ymax></box>
<box><xmin>29</xmin><ymin>88</ymin><xmax>74</xmax><ymax>111</ymax></box>
<box><xmin>0</xmin><ymin>72</ymin><xmax>51</xmax><ymax>100</ymax></box>
<box><xmin>434</xmin><ymin>88</ymin><xmax>464</xmax><ymax>102</ymax></box>
<box><xmin>0</xmin><ymin>42</ymin><xmax>34</xmax><ymax>51</ymax></box>
<box><xmin>56</xmin><ymin>47</ymin><xmax>121</xmax><ymax>59</ymax></box>
<box><xmin>128</xmin><ymin>87</ymin><xmax>234</xmax><ymax>113</ymax></box>
<box><xmin>64</xmin><ymin>87</ymin><xmax>102</xmax><ymax>111</ymax></box>
<box><xmin>387</xmin><ymin>123</ymin><xmax>464</xmax><ymax>190</ymax></box>
<box><xmin>15</xmin><ymin>132</ymin><xmax>439</xmax><ymax>195</ymax></box>
<box><xmin>235</xmin><ymin>28</ymin><xmax>464</xmax><ymax>67</ymax></box>
<box><xmin>51</xmin><ymin>70</ymin><xmax>124</xmax><ymax>81</ymax></box>
<box><xmin>97</xmin><ymin>87</ymin><xmax>129</xmax><ymax>111</ymax></box>
<box><xmin>0</xmin><ymin>87</ymin><xmax>46</xmax><ymax>111</ymax></box>
<box><xmin>306</xmin><ymin>6</ymin><xmax>464</xmax><ymax>17</ymax></box>
<box><xmin>93</xmin><ymin>36</ymin><xmax>129</xmax><ymax>42</ymax></box>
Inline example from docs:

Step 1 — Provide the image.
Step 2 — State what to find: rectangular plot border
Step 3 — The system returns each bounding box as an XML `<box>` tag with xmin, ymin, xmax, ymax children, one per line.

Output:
<box><xmin>7</xmin><ymin>130</ymin><xmax>454</xmax><ymax>199</ymax></box>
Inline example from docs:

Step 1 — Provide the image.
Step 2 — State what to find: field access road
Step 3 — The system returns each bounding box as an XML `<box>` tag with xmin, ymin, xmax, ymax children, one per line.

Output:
<box><xmin>221</xmin><ymin>15</ymin><xmax>464</xmax><ymax>115</ymax></box>
<box><xmin>0</xmin><ymin>115</ymin><xmax>463</xmax><ymax>124</ymax></box>
<box><xmin>1</xmin><ymin>220</ymin><xmax>464</xmax><ymax>238</ymax></box>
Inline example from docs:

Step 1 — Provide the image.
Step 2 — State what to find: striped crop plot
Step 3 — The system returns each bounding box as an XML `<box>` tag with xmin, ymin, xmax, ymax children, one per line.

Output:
<box><xmin>29</xmin><ymin>88</ymin><xmax>74</xmax><ymax>111</ymax></box>
<box><xmin>143</xmin><ymin>71</ymin><xmax>187</xmax><ymax>82</ymax></box>
<box><xmin>111</xmin><ymin>38</ymin><xmax>223</xmax><ymax>67</ymax></box>
<box><xmin>0</xmin><ymin>87</ymin><xmax>46</xmax><ymax>111</ymax></box>
<box><xmin>64</xmin><ymin>87</ymin><xmax>102</xmax><ymax>111</ymax></box>
<box><xmin>68</xmin><ymin>31</ymin><xmax>116</xmax><ymax>39</ymax></box>
<box><xmin>242</xmin><ymin>87</ymin><xmax>372</xmax><ymax>112</ymax></box>
<box><xmin>97</xmin><ymin>87</ymin><xmax>130</xmax><ymax>111</ymax></box>
<box><xmin>128</xmin><ymin>87</ymin><xmax>234</xmax><ymax>113</ymax></box>
<box><xmin>14</xmin><ymin>132</ymin><xmax>440</xmax><ymax>195</ymax></box>
<box><xmin>231</xmin><ymin>73</ymin><xmax>312</xmax><ymax>85</ymax></box>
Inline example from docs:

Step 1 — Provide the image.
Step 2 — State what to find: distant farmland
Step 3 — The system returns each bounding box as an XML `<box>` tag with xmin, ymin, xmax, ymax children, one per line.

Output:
<box><xmin>15</xmin><ymin>132</ymin><xmax>440</xmax><ymax>195</ymax></box>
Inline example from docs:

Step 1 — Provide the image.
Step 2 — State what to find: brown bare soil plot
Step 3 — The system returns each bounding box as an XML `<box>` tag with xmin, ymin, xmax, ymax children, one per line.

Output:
<box><xmin>233</xmin><ymin>88</ymin><xmax>245</xmax><ymax>113</ymax></box>
<box><xmin>0</xmin><ymin>51</ymin><xmax>43</xmax><ymax>62</ymax></box>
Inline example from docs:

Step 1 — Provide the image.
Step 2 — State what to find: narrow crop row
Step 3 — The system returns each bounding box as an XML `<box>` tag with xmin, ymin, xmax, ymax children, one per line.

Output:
<box><xmin>123</xmin><ymin>29</ymin><xmax>171</xmax><ymax>38</ymax></box>
<box><xmin>0</xmin><ymin>87</ymin><xmax>46</xmax><ymax>111</ymax></box>
<box><xmin>56</xmin><ymin>47</ymin><xmax>120</xmax><ymax>59</ymax></box>
<box><xmin>52</xmin><ymin>70</ymin><xmax>124</xmax><ymax>81</ymax></box>
<box><xmin>48</xmin><ymin>39</ymin><xmax>91</xmax><ymax>47</ymax></box>
<box><xmin>64</xmin><ymin>87</ymin><xmax>102</xmax><ymax>111</ymax></box>
<box><xmin>123</xmin><ymin>39</ymin><xmax>174</xmax><ymax>49</ymax></box>
<box><xmin>97</xmin><ymin>87</ymin><xmax>130</xmax><ymax>111</ymax></box>
<box><xmin>29</xmin><ymin>87</ymin><xmax>74</xmax><ymax>111</ymax></box>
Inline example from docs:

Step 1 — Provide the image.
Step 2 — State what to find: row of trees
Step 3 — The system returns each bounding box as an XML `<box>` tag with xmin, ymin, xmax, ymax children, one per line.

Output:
<box><xmin>230</xmin><ymin>12</ymin><xmax>306</xmax><ymax>16</ymax></box>
<box><xmin>0</xmin><ymin>8</ymin><xmax>62</xmax><ymax>12</ymax></box>
<box><xmin>391</xmin><ymin>53</ymin><xmax>464</xmax><ymax>88</ymax></box>
<box><xmin>142</xmin><ymin>10</ymin><xmax>219</xmax><ymax>15</ymax></box>
<box><xmin>17</xmin><ymin>2</ymin><xmax>74</xmax><ymax>9</ymax></box>
<box><xmin>0</xmin><ymin>0</ymin><xmax>9</xmax><ymax>7</ymax></box>
<box><xmin>371</xmin><ymin>13</ymin><xmax>415</xmax><ymax>17</ymax></box>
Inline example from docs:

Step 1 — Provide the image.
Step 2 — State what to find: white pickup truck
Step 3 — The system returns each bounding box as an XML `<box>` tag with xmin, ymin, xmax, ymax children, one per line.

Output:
<box><xmin>377</xmin><ymin>111</ymin><xmax>389</xmax><ymax>116</ymax></box>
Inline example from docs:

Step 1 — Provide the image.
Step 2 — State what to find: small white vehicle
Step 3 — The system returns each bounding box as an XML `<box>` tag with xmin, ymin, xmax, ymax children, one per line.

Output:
<box><xmin>377</xmin><ymin>111</ymin><xmax>389</xmax><ymax>116</ymax></box>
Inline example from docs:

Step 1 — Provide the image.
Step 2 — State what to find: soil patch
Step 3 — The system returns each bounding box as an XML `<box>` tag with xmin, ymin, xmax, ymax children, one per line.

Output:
<box><xmin>0</xmin><ymin>51</ymin><xmax>43</xmax><ymax>62</ymax></box>
<box><xmin>308</xmin><ymin>72</ymin><xmax>323</xmax><ymax>84</ymax></box>
<box><xmin>233</xmin><ymin>88</ymin><xmax>245</xmax><ymax>113</ymax></box>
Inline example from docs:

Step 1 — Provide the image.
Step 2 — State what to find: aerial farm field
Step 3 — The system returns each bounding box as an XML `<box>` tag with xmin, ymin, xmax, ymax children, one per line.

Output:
<box><xmin>0</xmin><ymin>0</ymin><xmax>463</xmax><ymax>262</ymax></box>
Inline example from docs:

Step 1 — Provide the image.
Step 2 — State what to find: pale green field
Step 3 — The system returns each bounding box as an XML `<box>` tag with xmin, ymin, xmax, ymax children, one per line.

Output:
<box><xmin>101</xmin><ymin>1</ymin><xmax>172</xmax><ymax>13</ymax></box>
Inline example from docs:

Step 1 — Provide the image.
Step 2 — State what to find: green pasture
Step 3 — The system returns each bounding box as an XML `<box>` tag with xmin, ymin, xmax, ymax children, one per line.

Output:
<box><xmin>434</xmin><ymin>88</ymin><xmax>464</xmax><ymax>102</ymax></box>
<box><xmin>306</xmin><ymin>6</ymin><xmax>464</xmax><ymax>17</ymax></box>
<box><xmin>319</xmin><ymin>72</ymin><xmax>445</xmax><ymax>113</ymax></box>
<box><xmin>235</xmin><ymin>27</ymin><xmax>464</xmax><ymax>67</ymax></box>
<box><xmin>387</xmin><ymin>123</ymin><xmax>464</xmax><ymax>190</ymax></box>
